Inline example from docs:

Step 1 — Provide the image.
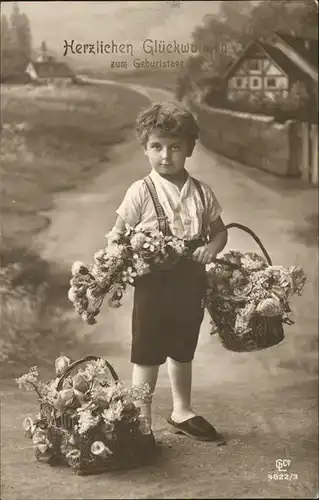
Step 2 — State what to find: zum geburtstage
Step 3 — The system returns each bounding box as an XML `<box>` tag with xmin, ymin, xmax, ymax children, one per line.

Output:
<box><xmin>133</xmin><ymin>58</ymin><xmax>184</xmax><ymax>69</ymax></box>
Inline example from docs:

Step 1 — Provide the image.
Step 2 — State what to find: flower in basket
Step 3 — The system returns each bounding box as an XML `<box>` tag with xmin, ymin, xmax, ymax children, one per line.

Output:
<box><xmin>32</xmin><ymin>427</ymin><xmax>55</xmax><ymax>462</ymax></box>
<box><xmin>76</xmin><ymin>407</ymin><xmax>101</xmax><ymax>435</ymax></box>
<box><xmin>69</xmin><ymin>226</ymin><xmax>189</xmax><ymax>324</ymax></box>
<box><xmin>65</xmin><ymin>449</ymin><xmax>81</xmax><ymax>469</ymax></box>
<box><xmin>55</xmin><ymin>355</ymin><xmax>71</xmax><ymax>377</ymax></box>
<box><xmin>131</xmin><ymin>232</ymin><xmax>148</xmax><ymax>251</ymax></box>
<box><xmin>205</xmin><ymin>251</ymin><xmax>306</xmax><ymax>338</ymax></box>
<box><xmin>56</xmin><ymin>389</ymin><xmax>77</xmax><ymax>411</ymax></box>
<box><xmin>17</xmin><ymin>357</ymin><xmax>155</xmax><ymax>472</ymax></box>
<box><xmin>256</xmin><ymin>297</ymin><xmax>283</xmax><ymax>317</ymax></box>
<box><xmin>121</xmin><ymin>266</ymin><xmax>137</xmax><ymax>284</ymax></box>
<box><xmin>22</xmin><ymin>416</ymin><xmax>36</xmax><ymax>439</ymax></box>
<box><xmin>91</xmin><ymin>441</ymin><xmax>113</xmax><ymax>458</ymax></box>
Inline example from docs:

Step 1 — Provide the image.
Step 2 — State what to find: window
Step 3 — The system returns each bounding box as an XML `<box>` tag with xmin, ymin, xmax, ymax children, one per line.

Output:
<box><xmin>252</xmin><ymin>78</ymin><xmax>259</xmax><ymax>87</ymax></box>
<box><xmin>249</xmin><ymin>59</ymin><xmax>260</xmax><ymax>70</ymax></box>
<box><xmin>266</xmin><ymin>78</ymin><xmax>276</xmax><ymax>88</ymax></box>
<box><xmin>235</xmin><ymin>78</ymin><xmax>243</xmax><ymax>88</ymax></box>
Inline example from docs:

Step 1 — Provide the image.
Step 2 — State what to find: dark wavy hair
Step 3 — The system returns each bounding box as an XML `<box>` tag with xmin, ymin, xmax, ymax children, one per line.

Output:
<box><xmin>135</xmin><ymin>101</ymin><xmax>199</xmax><ymax>156</ymax></box>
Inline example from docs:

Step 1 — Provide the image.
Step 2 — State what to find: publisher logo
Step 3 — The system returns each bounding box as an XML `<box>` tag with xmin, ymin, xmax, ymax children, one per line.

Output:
<box><xmin>268</xmin><ymin>458</ymin><xmax>298</xmax><ymax>481</ymax></box>
<box><xmin>275</xmin><ymin>458</ymin><xmax>291</xmax><ymax>472</ymax></box>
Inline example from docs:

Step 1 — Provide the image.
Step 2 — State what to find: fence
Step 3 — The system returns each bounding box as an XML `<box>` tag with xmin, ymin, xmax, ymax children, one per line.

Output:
<box><xmin>188</xmin><ymin>99</ymin><xmax>318</xmax><ymax>186</ymax></box>
<box><xmin>299</xmin><ymin>122</ymin><xmax>318</xmax><ymax>185</ymax></box>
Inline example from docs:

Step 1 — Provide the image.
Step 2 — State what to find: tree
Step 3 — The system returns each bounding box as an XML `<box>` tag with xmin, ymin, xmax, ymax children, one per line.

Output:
<box><xmin>192</xmin><ymin>17</ymin><xmax>245</xmax><ymax>76</ymax></box>
<box><xmin>191</xmin><ymin>1</ymin><xmax>255</xmax><ymax>76</ymax></box>
<box><xmin>10</xmin><ymin>0</ymin><xmax>21</xmax><ymax>50</ymax></box>
<box><xmin>189</xmin><ymin>0</ymin><xmax>318</xmax><ymax>78</ymax></box>
<box><xmin>19</xmin><ymin>13</ymin><xmax>32</xmax><ymax>64</ymax></box>
<box><xmin>1</xmin><ymin>14</ymin><xmax>17</xmax><ymax>80</ymax></box>
<box><xmin>247</xmin><ymin>0</ymin><xmax>318</xmax><ymax>41</ymax></box>
<box><xmin>179</xmin><ymin>0</ymin><xmax>318</xmax><ymax>106</ymax></box>
<box><xmin>219</xmin><ymin>0</ymin><xmax>254</xmax><ymax>44</ymax></box>
<box><xmin>0</xmin><ymin>14</ymin><xmax>12</xmax><ymax>55</ymax></box>
<box><xmin>9</xmin><ymin>1</ymin><xmax>32</xmax><ymax>70</ymax></box>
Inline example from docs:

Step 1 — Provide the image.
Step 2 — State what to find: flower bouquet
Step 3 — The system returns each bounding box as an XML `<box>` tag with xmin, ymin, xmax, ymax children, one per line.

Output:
<box><xmin>68</xmin><ymin>226</ymin><xmax>189</xmax><ymax>324</ymax></box>
<box><xmin>204</xmin><ymin>223</ymin><xmax>306</xmax><ymax>352</ymax></box>
<box><xmin>16</xmin><ymin>355</ymin><xmax>155</xmax><ymax>475</ymax></box>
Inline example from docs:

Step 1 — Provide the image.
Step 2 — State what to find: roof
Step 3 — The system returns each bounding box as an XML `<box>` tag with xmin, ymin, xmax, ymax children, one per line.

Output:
<box><xmin>258</xmin><ymin>42</ymin><xmax>314</xmax><ymax>83</ymax></box>
<box><xmin>274</xmin><ymin>32</ymin><xmax>318</xmax><ymax>69</ymax></box>
<box><xmin>30</xmin><ymin>61</ymin><xmax>74</xmax><ymax>78</ymax></box>
<box><xmin>224</xmin><ymin>40</ymin><xmax>314</xmax><ymax>85</ymax></box>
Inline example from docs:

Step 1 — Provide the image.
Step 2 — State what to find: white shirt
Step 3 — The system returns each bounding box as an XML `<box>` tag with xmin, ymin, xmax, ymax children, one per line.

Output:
<box><xmin>115</xmin><ymin>169</ymin><xmax>222</xmax><ymax>240</ymax></box>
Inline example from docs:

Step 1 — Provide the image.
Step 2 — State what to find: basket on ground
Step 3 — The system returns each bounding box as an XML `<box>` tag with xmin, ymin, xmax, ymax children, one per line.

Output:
<box><xmin>17</xmin><ymin>355</ymin><xmax>156</xmax><ymax>475</ymax></box>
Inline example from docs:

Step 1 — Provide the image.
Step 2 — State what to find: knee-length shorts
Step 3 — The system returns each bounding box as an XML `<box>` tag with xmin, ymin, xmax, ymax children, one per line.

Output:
<box><xmin>131</xmin><ymin>259</ymin><xmax>207</xmax><ymax>365</ymax></box>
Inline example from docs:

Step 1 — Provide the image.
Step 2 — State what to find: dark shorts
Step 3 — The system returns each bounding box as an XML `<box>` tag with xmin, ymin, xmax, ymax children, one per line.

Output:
<box><xmin>131</xmin><ymin>259</ymin><xmax>207</xmax><ymax>365</ymax></box>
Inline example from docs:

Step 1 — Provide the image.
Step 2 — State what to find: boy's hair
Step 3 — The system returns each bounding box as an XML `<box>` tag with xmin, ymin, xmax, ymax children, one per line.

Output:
<box><xmin>135</xmin><ymin>101</ymin><xmax>199</xmax><ymax>155</ymax></box>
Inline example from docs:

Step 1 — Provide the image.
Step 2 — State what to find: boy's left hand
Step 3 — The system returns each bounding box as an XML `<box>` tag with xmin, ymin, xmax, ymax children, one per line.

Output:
<box><xmin>192</xmin><ymin>244</ymin><xmax>217</xmax><ymax>265</ymax></box>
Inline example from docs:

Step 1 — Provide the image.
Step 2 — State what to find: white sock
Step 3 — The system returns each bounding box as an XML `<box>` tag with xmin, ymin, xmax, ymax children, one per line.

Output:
<box><xmin>137</xmin><ymin>402</ymin><xmax>152</xmax><ymax>425</ymax></box>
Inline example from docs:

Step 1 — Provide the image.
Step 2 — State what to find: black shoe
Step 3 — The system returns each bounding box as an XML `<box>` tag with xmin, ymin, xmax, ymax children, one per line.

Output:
<box><xmin>167</xmin><ymin>416</ymin><xmax>226</xmax><ymax>444</ymax></box>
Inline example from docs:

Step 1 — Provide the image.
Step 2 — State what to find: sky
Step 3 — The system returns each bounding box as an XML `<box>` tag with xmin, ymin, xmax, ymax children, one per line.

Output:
<box><xmin>1</xmin><ymin>1</ymin><xmax>222</xmax><ymax>67</ymax></box>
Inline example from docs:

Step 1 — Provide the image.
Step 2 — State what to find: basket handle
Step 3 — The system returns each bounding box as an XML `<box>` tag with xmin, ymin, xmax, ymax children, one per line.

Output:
<box><xmin>213</xmin><ymin>222</ymin><xmax>272</xmax><ymax>267</ymax></box>
<box><xmin>56</xmin><ymin>355</ymin><xmax>119</xmax><ymax>391</ymax></box>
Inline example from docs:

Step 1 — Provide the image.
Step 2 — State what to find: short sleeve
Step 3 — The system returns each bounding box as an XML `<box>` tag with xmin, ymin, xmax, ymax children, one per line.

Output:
<box><xmin>202</xmin><ymin>183</ymin><xmax>222</xmax><ymax>224</ymax></box>
<box><xmin>116</xmin><ymin>180</ymin><xmax>144</xmax><ymax>229</ymax></box>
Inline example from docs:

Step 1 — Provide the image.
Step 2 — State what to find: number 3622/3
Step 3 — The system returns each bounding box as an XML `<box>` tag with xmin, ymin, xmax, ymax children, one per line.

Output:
<box><xmin>268</xmin><ymin>473</ymin><xmax>298</xmax><ymax>481</ymax></box>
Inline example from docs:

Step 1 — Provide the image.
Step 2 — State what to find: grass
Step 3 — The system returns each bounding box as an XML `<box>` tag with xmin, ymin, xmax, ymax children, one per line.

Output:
<box><xmin>0</xmin><ymin>82</ymin><xmax>149</xmax><ymax>375</ymax></box>
<box><xmin>82</xmin><ymin>67</ymin><xmax>182</xmax><ymax>93</ymax></box>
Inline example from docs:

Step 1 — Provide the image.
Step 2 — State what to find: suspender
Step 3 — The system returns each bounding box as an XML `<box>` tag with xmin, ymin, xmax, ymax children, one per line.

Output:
<box><xmin>143</xmin><ymin>175</ymin><xmax>207</xmax><ymax>239</ymax></box>
<box><xmin>191</xmin><ymin>177</ymin><xmax>209</xmax><ymax>242</ymax></box>
<box><xmin>143</xmin><ymin>176</ymin><xmax>171</xmax><ymax>235</ymax></box>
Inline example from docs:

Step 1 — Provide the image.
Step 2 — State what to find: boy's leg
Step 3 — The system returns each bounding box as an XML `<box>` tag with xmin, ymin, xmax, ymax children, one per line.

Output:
<box><xmin>167</xmin><ymin>358</ymin><xmax>196</xmax><ymax>423</ymax></box>
<box><xmin>167</xmin><ymin>357</ymin><xmax>224</xmax><ymax>442</ymax></box>
<box><xmin>132</xmin><ymin>363</ymin><xmax>159</xmax><ymax>427</ymax></box>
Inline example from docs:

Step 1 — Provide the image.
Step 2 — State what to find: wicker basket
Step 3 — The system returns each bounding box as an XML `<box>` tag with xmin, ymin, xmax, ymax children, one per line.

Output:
<box><xmin>38</xmin><ymin>356</ymin><xmax>156</xmax><ymax>475</ymax></box>
<box><xmin>206</xmin><ymin>223</ymin><xmax>292</xmax><ymax>353</ymax></box>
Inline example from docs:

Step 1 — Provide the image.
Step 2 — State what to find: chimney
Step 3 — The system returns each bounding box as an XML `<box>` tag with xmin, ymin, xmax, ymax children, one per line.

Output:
<box><xmin>36</xmin><ymin>41</ymin><xmax>48</xmax><ymax>62</ymax></box>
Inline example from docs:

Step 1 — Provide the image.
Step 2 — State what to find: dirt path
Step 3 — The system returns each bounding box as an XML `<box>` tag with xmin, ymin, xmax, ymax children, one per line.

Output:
<box><xmin>2</xmin><ymin>82</ymin><xmax>318</xmax><ymax>499</ymax></box>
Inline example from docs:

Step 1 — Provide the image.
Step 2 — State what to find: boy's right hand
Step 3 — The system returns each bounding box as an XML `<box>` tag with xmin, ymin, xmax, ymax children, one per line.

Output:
<box><xmin>192</xmin><ymin>245</ymin><xmax>216</xmax><ymax>265</ymax></box>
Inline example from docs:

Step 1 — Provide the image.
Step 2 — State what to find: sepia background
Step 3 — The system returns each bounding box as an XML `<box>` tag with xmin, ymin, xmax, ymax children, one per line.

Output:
<box><xmin>1</xmin><ymin>1</ymin><xmax>318</xmax><ymax>499</ymax></box>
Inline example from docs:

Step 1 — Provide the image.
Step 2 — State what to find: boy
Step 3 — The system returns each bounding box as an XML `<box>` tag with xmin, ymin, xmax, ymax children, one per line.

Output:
<box><xmin>108</xmin><ymin>102</ymin><xmax>227</xmax><ymax>442</ymax></box>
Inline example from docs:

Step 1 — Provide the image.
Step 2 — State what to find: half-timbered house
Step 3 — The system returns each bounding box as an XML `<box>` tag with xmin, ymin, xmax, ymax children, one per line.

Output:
<box><xmin>224</xmin><ymin>36</ymin><xmax>316</xmax><ymax>103</ymax></box>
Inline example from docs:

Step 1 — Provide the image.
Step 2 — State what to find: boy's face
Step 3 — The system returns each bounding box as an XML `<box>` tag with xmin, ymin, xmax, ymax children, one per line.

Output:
<box><xmin>144</xmin><ymin>132</ymin><xmax>189</xmax><ymax>177</ymax></box>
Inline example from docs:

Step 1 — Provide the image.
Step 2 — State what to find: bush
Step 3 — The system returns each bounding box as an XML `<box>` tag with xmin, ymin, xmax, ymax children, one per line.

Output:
<box><xmin>0</xmin><ymin>83</ymin><xmax>150</xmax><ymax>374</ymax></box>
<box><xmin>0</xmin><ymin>249</ymin><xmax>74</xmax><ymax>370</ymax></box>
<box><xmin>204</xmin><ymin>81</ymin><xmax>317</xmax><ymax>124</ymax></box>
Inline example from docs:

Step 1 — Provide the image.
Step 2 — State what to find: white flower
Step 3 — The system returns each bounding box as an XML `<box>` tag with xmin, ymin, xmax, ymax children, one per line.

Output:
<box><xmin>71</xmin><ymin>261</ymin><xmax>87</xmax><ymax>276</ymax></box>
<box><xmin>90</xmin><ymin>441</ymin><xmax>113</xmax><ymax>456</ymax></box>
<box><xmin>93</xmin><ymin>250</ymin><xmax>105</xmax><ymax>263</ymax></box>
<box><xmin>37</xmin><ymin>443</ymin><xmax>49</xmax><ymax>454</ymax></box>
<box><xmin>121</xmin><ymin>266</ymin><xmax>137</xmax><ymax>284</ymax></box>
<box><xmin>32</xmin><ymin>428</ymin><xmax>48</xmax><ymax>445</ymax></box>
<box><xmin>106</xmin><ymin>244</ymin><xmax>124</xmax><ymax>259</ymax></box>
<box><xmin>76</xmin><ymin>409</ymin><xmax>100</xmax><ymax>435</ymax></box>
<box><xmin>68</xmin><ymin>287</ymin><xmax>78</xmax><ymax>303</ymax></box>
<box><xmin>102</xmin><ymin>400</ymin><xmax>124</xmax><ymax>423</ymax></box>
<box><xmin>256</xmin><ymin>297</ymin><xmax>284</xmax><ymax>317</ymax></box>
<box><xmin>131</xmin><ymin>232</ymin><xmax>147</xmax><ymax>251</ymax></box>
<box><xmin>16</xmin><ymin>366</ymin><xmax>39</xmax><ymax>391</ymax></box>
<box><xmin>22</xmin><ymin>416</ymin><xmax>36</xmax><ymax>437</ymax></box>
<box><xmin>143</xmin><ymin>242</ymin><xmax>156</xmax><ymax>252</ymax></box>
<box><xmin>54</xmin><ymin>355</ymin><xmax>71</xmax><ymax>376</ymax></box>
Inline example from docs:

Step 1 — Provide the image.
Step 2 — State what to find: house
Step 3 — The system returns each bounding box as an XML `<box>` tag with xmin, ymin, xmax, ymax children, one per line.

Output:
<box><xmin>25</xmin><ymin>59</ymin><xmax>75</xmax><ymax>86</ymax></box>
<box><xmin>224</xmin><ymin>34</ymin><xmax>317</xmax><ymax>103</ymax></box>
<box><xmin>271</xmin><ymin>32</ymin><xmax>318</xmax><ymax>83</ymax></box>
